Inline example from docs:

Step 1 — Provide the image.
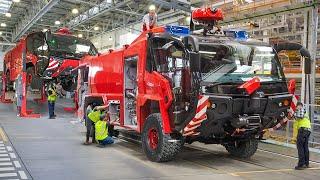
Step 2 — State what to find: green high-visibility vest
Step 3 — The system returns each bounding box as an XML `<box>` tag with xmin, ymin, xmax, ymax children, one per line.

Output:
<box><xmin>95</xmin><ymin>121</ymin><xmax>108</xmax><ymax>140</ymax></box>
<box><xmin>296</xmin><ymin>115</ymin><xmax>311</xmax><ymax>129</ymax></box>
<box><xmin>88</xmin><ymin>110</ymin><xmax>102</xmax><ymax>123</ymax></box>
<box><xmin>48</xmin><ymin>88</ymin><xmax>57</xmax><ymax>102</ymax></box>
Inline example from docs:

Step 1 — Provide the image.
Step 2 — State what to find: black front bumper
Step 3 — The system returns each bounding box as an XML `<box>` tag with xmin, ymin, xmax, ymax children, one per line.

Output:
<box><xmin>198</xmin><ymin>93</ymin><xmax>292</xmax><ymax>137</ymax></box>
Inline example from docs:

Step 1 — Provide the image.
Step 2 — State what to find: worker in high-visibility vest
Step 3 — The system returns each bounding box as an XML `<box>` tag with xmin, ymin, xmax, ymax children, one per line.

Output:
<box><xmin>83</xmin><ymin>102</ymin><xmax>96</xmax><ymax>145</ymax></box>
<box><xmin>95</xmin><ymin>110</ymin><xmax>115</xmax><ymax>147</ymax></box>
<box><xmin>293</xmin><ymin>102</ymin><xmax>311</xmax><ymax>170</ymax></box>
<box><xmin>86</xmin><ymin>104</ymin><xmax>109</xmax><ymax>145</ymax></box>
<box><xmin>47</xmin><ymin>84</ymin><xmax>57</xmax><ymax>119</ymax></box>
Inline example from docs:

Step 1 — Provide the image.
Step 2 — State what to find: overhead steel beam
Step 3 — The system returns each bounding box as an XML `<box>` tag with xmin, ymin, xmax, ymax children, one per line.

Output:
<box><xmin>67</xmin><ymin>0</ymin><xmax>130</xmax><ymax>29</ymax></box>
<box><xmin>63</xmin><ymin>0</ymin><xmax>98</xmax><ymax>7</ymax></box>
<box><xmin>151</xmin><ymin>0</ymin><xmax>190</xmax><ymax>13</ymax></box>
<box><xmin>115</xmin><ymin>8</ymin><xmax>144</xmax><ymax>16</ymax></box>
<box><xmin>12</xmin><ymin>0</ymin><xmax>60</xmax><ymax>42</ymax></box>
<box><xmin>0</xmin><ymin>42</ymin><xmax>16</xmax><ymax>46</ymax></box>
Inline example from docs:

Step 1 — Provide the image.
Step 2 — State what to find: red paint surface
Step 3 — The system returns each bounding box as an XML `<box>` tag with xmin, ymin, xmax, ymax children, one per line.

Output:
<box><xmin>192</xmin><ymin>7</ymin><xmax>224</xmax><ymax>22</ymax></box>
<box><xmin>238</xmin><ymin>77</ymin><xmax>261</xmax><ymax>95</ymax></box>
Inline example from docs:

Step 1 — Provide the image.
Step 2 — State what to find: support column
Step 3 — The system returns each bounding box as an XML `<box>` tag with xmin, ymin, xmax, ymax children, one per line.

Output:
<box><xmin>262</xmin><ymin>30</ymin><xmax>269</xmax><ymax>43</ymax></box>
<box><xmin>307</xmin><ymin>5</ymin><xmax>318</xmax><ymax>144</ymax></box>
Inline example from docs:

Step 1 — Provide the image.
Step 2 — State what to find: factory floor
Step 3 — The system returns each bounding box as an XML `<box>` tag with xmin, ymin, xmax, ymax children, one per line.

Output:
<box><xmin>0</xmin><ymin>98</ymin><xmax>320</xmax><ymax>180</ymax></box>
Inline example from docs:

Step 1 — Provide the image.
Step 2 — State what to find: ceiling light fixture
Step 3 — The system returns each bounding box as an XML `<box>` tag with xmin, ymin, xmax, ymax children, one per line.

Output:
<box><xmin>78</xmin><ymin>34</ymin><xmax>83</xmax><ymax>38</ymax></box>
<box><xmin>5</xmin><ymin>13</ymin><xmax>11</xmax><ymax>17</ymax></box>
<box><xmin>13</xmin><ymin>0</ymin><xmax>20</xmax><ymax>2</ymax></box>
<box><xmin>55</xmin><ymin>20</ymin><xmax>61</xmax><ymax>25</ymax></box>
<box><xmin>42</xmin><ymin>28</ymin><xmax>48</xmax><ymax>32</ymax></box>
<box><xmin>72</xmin><ymin>8</ymin><xmax>79</xmax><ymax>14</ymax></box>
<box><xmin>0</xmin><ymin>23</ymin><xmax>7</xmax><ymax>27</ymax></box>
<box><xmin>0</xmin><ymin>32</ymin><xmax>2</xmax><ymax>35</ymax></box>
<box><xmin>94</xmin><ymin>26</ymin><xmax>99</xmax><ymax>31</ymax></box>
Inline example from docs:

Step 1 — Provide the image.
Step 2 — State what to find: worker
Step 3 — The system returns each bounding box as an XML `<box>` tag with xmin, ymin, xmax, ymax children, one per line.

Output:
<box><xmin>293</xmin><ymin>102</ymin><xmax>311</xmax><ymax>170</ymax></box>
<box><xmin>83</xmin><ymin>102</ymin><xmax>96</xmax><ymax>145</ymax></box>
<box><xmin>86</xmin><ymin>104</ymin><xmax>109</xmax><ymax>145</ymax></box>
<box><xmin>95</xmin><ymin>111</ymin><xmax>115</xmax><ymax>147</ymax></box>
<box><xmin>47</xmin><ymin>84</ymin><xmax>57</xmax><ymax>119</ymax></box>
<box><xmin>142</xmin><ymin>6</ymin><xmax>157</xmax><ymax>31</ymax></box>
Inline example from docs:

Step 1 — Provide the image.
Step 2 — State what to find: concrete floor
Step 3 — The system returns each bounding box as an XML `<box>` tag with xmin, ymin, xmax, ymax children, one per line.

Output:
<box><xmin>0</xmin><ymin>98</ymin><xmax>320</xmax><ymax>180</ymax></box>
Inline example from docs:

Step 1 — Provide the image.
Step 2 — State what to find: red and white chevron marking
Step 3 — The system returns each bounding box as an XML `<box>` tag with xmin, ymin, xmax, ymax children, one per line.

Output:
<box><xmin>47</xmin><ymin>58</ymin><xmax>59</xmax><ymax>70</ymax></box>
<box><xmin>268</xmin><ymin>95</ymin><xmax>298</xmax><ymax>132</ymax></box>
<box><xmin>183</xmin><ymin>95</ymin><xmax>209</xmax><ymax>136</ymax></box>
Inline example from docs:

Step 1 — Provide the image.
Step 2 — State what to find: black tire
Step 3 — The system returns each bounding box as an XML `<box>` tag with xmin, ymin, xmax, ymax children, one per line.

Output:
<box><xmin>61</xmin><ymin>78</ymin><xmax>77</xmax><ymax>92</ymax></box>
<box><xmin>5</xmin><ymin>71</ymin><xmax>13</xmax><ymax>91</ymax></box>
<box><xmin>142</xmin><ymin>113</ymin><xmax>183</xmax><ymax>162</ymax></box>
<box><xmin>27</xmin><ymin>67</ymin><xmax>43</xmax><ymax>90</ymax></box>
<box><xmin>225</xmin><ymin>139</ymin><xmax>258</xmax><ymax>158</ymax></box>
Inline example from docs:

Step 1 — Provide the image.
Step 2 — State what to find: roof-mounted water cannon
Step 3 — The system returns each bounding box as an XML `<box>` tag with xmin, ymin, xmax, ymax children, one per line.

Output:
<box><xmin>56</xmin><ymin>27</ymin><xmax>72</xmax><ymax>35</ymax></box>
<box><xmin>191</xmin><ymin>7</ymin><xmax>223</xmax><ymax>36</ymax></box>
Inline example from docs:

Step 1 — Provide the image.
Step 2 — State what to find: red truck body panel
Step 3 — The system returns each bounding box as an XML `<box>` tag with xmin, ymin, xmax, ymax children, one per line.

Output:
<box><xmin>81</xmin><ymin>27</ymin><xmax>174</xmax><ymax>133</ymax></box>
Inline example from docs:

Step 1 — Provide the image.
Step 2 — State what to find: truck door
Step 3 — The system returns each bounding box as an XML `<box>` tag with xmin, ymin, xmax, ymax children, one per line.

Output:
<box><xmin>123</xmin><ymin>43</ymin><xmax>145</xmax><ymax>131</ymax></box>
<box><xmin>123</xmin><ymin>55</ymin><xmax>138</xmax><ymax>128</ymax></box>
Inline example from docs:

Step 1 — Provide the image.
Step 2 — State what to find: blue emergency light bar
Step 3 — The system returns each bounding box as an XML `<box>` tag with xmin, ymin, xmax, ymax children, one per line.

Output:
<box><xmin>224</xmin><ymin>29</ymin><xmax>249</xmax><ymax>40</ymax></box>
<box><xmin>165</xmin><ymin>25</ymin><xmax>190</xmax><ymax>37</ymax></box>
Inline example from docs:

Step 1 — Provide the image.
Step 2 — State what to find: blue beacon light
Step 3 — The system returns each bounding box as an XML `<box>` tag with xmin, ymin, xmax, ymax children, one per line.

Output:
<box><xmin>165</xmin><ymin>25</ymin><xmax>190</xmax><ymax>37</ymax></box>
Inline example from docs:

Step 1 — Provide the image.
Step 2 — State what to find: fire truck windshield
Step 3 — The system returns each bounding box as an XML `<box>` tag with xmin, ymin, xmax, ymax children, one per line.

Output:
<box><xmin>47</xmin><ymin>34</ymin><xmax>97</xmax><ymax>59</ymax></box>
<box><xmin>199</xmin><ymin>42</ymin><xmax>284</xmax><ymax>85</ymax></box>
<box><xmin>151</xmin><ymin>37</ymin><xmax>187</xmax><ymax>73</ymax></box>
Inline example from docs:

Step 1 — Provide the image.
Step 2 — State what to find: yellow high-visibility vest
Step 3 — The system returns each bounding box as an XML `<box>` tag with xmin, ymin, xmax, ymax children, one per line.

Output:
<box><xmin>88</xmin><ymin>110</ymin><xmax>102</xmax><ymax>123</ymax></box>
<box><xmin>48</xmin><ymin>88</ymin><xmax>57</xmax><ymax>102</ymax></box>
<box><xmin>296</xmin><ymin>115</ymin><xmax>311</xmax><ymax>129</ymax></box>
<box><xmin>95</xmin><ymin>121</ymin><xmax>108</xmax><ymax>140</ymax></box>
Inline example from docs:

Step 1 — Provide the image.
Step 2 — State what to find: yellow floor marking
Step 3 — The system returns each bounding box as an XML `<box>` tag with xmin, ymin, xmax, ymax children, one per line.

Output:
<box><xmin>0</xmin><ymin>127</ymin><xmax>8</xmax><ymax>142</ymax></box>
<box><xmin>230</xmin><ymin>167</ymin><xmax>320</xmax><ymax>176</ymax></box>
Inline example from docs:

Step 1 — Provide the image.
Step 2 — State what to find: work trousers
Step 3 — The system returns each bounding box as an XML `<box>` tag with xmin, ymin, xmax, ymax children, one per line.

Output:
<box><xmin>98</xmin><ymin>136</ymin><xmax>114</xmax><ymax>146</ymax></box>
<box><xmin>297</xmin><ymin>128</ymin><xmax>311</xmax><ymax>167</ymax></box>
<box><xmin>85</xmin><ymin>117</ymin><xmax>95</xmax><ymax>142</ymax></box>
<box><xmin>48</xmin><ymin>101</ymin><xmax>55</xmax><ymax>118</ymax></box>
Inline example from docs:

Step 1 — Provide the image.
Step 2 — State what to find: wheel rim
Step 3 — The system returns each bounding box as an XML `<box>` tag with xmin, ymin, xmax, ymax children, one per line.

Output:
<box><xmin>148</xmin><ymin>128</ymin><xmax>159</xmax><ymax>150</ymax></box>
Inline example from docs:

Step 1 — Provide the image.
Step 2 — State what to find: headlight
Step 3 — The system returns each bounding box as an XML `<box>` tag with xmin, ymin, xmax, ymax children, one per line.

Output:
<box><xmin>207</xmin><ymin>100</ymin><xmax>216</xmax><ymax>109</ymax></box>
<box><xmin>283</xmin><ymin>99</ymin><xmax>290</xmax><ymax>106</ymax></box>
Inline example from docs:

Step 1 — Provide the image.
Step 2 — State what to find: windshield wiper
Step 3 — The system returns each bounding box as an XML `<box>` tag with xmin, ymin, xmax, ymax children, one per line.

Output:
<box><xmin>201</xmin><ymin>81</ymin><xmax>238</xmax><ymax>88</ymax></box>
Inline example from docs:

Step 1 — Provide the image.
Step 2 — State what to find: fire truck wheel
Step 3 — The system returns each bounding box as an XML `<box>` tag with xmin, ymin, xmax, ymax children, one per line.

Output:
<box><xmin>27</xmin><ymin>67</ymin><xmax>42</xmax><ymax>90</ymax></box>
<box><xmin>5</xmin><ymin>71</ymin><xmax>13</xmax><ymax>91</ymax></box>
<box><xmin>224</xmin><ymin>139</ymin><xmax>258</xmax><ymax>159</ymax></box>
<box><xmin>142</xmin><ymin>113</ymin><xmax>183</xmax><ymax>162</ymax></box>
<box><xmin>61</xmin><ymin>79</ymin><xmax>77</xmax><ymax>92</ymax></box>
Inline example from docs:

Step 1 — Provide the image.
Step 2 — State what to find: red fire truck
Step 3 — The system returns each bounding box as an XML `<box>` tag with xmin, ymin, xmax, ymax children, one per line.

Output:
<box><xmin>78</xmin><ymin>8</ymin><xmax>295</xmax><ymax>162</ymax></box>
<box><xmin>3</xmin><ymin>28</ymin><xmax>97</xmax><ymax>92</ymax></box>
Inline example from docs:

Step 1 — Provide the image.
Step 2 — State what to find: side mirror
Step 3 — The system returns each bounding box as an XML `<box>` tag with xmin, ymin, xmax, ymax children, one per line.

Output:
<box><xmin>189</xmin><ymin>52</ymin><xmax>201</xmax><ymax>72</ymax></box>
<box><xmin>162</xmin><ymin>41</ymin><xmax>175</xmax><ymax>50</ymax></box>
<box><xmin>288</xmin><ymin>79</ymin><xmax>296</xmax><ymax>94</ymax></box>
